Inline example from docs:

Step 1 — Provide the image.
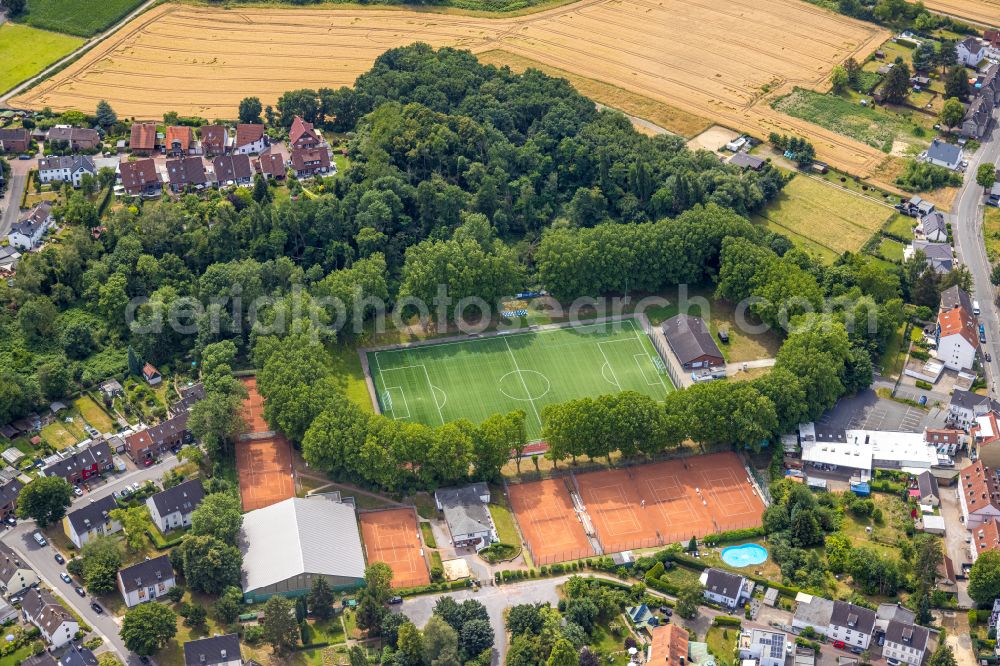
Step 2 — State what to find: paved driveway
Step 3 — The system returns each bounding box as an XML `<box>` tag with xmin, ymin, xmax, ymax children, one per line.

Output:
<box><xmin>816</xmin><ymin>390</ymin><xmax>943</xmax><ymax>434</ymax></box>
<box><xmin>1</xmin><ymin>454</ymin><xmax>181</xmax><ymax>663</ymax></box>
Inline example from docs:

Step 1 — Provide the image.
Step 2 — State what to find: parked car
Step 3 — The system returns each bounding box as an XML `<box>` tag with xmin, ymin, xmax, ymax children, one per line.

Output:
<box><xmin>388</xmin><ymin>596</ymin><xmax>403</xmax><ymax>605</ymax></box>
<box><xmin>90</xmin><ymin>602</ymin><xmax>104</xmax><ymax>614</ymax></box>
<box><xmin>987</xmin><ymin>353</ymin><xmax>992</xmax><ymax>363</ymax></box>
<box><xmin>54</xmin><ymin>553</ymin><xmax>64</xmax><ymax>565</ymax></box>
<box><xmin>131</xmin><ymin>482</ymin><xmax>140</xmax><ymax>491</ymax></box>
<box><xmin>73</xmin><ymin>486</ymin><xmax>83</xmax><ymax>497</ymax></box>
<box><xmin>74</xmin><ymin>586</ymin><xmax>85</xmax><ymax>597</ymax></box>
<box><xmin>59</xmin><ymin>572</ymin><xmax>71</xmax><ymax>584</ymax></box>
<box><xmin>143</xmin><ymin>458</ymin><xmax>154</xmax><ymax>467</ymax></box>
<box><xmin>5</xmin><ymin>516</ymin><xmax>15</xmax><ymax>526</ymax></box>
<box><xmin>33</xmin><ymin>532</ymin><xmax>47</xmax><ymax>547</ymax></box>
<box><xmin>833</xmin><ymin>641</ymin><xmax>846</xmax><ymax>650</ymax></box>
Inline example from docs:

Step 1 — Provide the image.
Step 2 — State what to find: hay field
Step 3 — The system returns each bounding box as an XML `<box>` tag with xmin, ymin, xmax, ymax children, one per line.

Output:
<box><xmin>12</xmin><ymin>0</ymin><xmax>889</xmax><ymax>175</ymax></box>
<box><xmin>754</xmin><ymin>174</ymin><xmax>894</xmax><ymax>263</ymax></box>
<box><xmin>922</xmin><ymin>0</ymin><xmax>999</xmax><ymax>28</ymax></box>
<box><xmin>0</xmin><ymin>24</ymin><xmax>82</xmax><ymax>94</ymax></box>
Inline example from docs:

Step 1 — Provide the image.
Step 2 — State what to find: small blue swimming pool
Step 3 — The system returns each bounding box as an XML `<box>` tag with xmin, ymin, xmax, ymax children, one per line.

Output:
<box><xmin>721</xmin><ymin>543</ymin><xmax>768</xmax><ymax>567</ymax></box>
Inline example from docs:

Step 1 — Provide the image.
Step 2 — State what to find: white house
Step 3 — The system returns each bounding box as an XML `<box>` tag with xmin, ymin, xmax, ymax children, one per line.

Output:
<box><xmin>923</xmin><ymin>139</ymin><xmax>962</xmax><ymax>171</ymax></box>
<box><xmin>0</xmin><ymin>542</ymin><xmax>38</xmax><ymax>596</ymax></box>
<box><xmin>958</xmin><ymin>37</ymin><xmax>985</xmax><ymax>66</ymax></box>
<box><xmin>7</xmin><ymin>202</ymin><xmax>53</xmax><ymax>250</ymax></box>
<box><xmin>700</xmin><ymin>568</ymin><xmax>753</xmax><ymax>610</ymax></box>
<box><xmin>20</xmin><ymin>588</ymin><xmax>78</xmax><ymax>648</ymax></box>
<box><xmin>959</xmin><ymin>460</ymin><xmax>1000</xmax><ymax>529</ymax></box>
<box><xmin>882</xmin><ymin>620</ymin><xmax>930</xmax><ymax>666</ymax></box>
<box><xmin>117</xmin><ymin>555</ymin><xmax>176</xmax><ymax>607</ymax></box>
<box><xmin>63</xmin><ymin>496</ymin><xmax>121</xmax><ymax>548</ymax></box>
<box><xmin>233</xmin><ymin>124</ymin><xmax>267</xmax><ymax>155</ymax></box>
<box><xmin>738</xmin><ymin>629</ymin><xmax>787</xmax><ymax>666</ymax></box>
<box><xmin>936</xmin><ymin>305</ymin><xmax>978</xmax><ymax>371</ymax></box>
<box><xmin>949</xmin><ymin>390</ymin><xmax>996</xmax><ymax>429</ymax></box>
<box><xmin>827</xmin><ymin>601</ymin><xmax>876</xmax><ymax>650</ymax></box>
<box><xmin>37</xmin><ymin>155</ymin><xmax>96</xmax><ymax>188</ymax></box>
<box><xmin>146</xmin><ymin>479</ymin><xmax>204</xmax><ymax>532</ymax></box>
<box><xmin>434</xmin><ymin>483</ymin><xmax>495</xmax><ymax>548</ymax></box>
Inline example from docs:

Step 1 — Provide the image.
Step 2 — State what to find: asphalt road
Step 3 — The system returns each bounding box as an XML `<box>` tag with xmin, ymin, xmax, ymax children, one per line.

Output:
<box><xmin>1</xmin><ymin>454</ymin><xmax>181</xmax><ymax>663</ymax></box>
<box><xmin>0</xmin><ymin>171</ymin><xmax>27</xmax><ymax>238</ymax></box>
<box><xmin>953</xmin><ymin>108</ymin><xmax>1000</xmax><ymax>398</ymax></box>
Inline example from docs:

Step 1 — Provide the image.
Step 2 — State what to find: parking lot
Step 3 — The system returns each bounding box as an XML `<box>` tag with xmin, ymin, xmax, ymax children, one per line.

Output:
<box><xmin>815</xmin><ymin>390</ymin><xmax>944</xmax><ymax>434</ymax></box>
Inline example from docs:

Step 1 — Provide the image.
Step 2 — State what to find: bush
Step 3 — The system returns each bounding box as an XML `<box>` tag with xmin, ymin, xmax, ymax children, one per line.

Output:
<box><xmin>896</xmin><ymin>159</ymin><xmax>962</xmax><ymax>192</ymax></box>
<box><xmin>915</xmin><ymin>380</ymin><xmax>933</xmax><ymax>390</ymax></box>
<box><xmin>479</xmin><ymin>543</ymin><xmax>519</xmax><ymax>563</ymax></box>
<box><xmin>702</xmin><ymin>527</ymin><xmax>766</xmax><ymax>547</ymax></box>
<box><xmin>714</xmin><ymin>616</ymin><xmax>742</xmax><ymax>627</ymax></box>
<box><xmin>243</xmin><ymin>625</ymin><xmax>264</xmax><ymax>645</ymax></box>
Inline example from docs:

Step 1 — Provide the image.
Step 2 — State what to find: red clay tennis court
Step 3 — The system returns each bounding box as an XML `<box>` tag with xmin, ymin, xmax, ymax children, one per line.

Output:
<box><xmin>236</xmin><ymin>435</ymin><xmax>295</xmax><ymax>511</ymax></box>
<box><xmin>576</xmin><ymin>452</ymin><xmax>765</xmax><ymax>554</ymax></box>
<box><xmin>236</xmin><ymin>377</ymin><xmax>295</xmax><ymax>512</ymax></box>
<box><xmin>359</xmin><ymin>508</ymin><xmax>430</xmax><ymax>589</ymax></box>
<box><xmin>240</xmin><ymin>377</ymin><xmax>269</xmax><ymax>434</ymax></box>
<box><xmin>508</xmin><ymin>478</ymin><xmax>594</xmax><ymax>566</ymax></box>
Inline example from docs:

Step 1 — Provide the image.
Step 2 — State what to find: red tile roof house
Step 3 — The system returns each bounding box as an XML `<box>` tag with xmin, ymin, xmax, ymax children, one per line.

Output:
<box><xmin>124</xmin><ymin>412</ymin><xmax>189</xmax><ymax>463</ymax></box>
<box><xmin>165</xmin><ymin>156</ymin><xmax>208</xmax><ymax>192</ymax></box>
<box><xmin>256</xmin><ymin>152</ymin><xmax>286</xmax><ymax>180</ymax></box>
<box><xmin>291</xmin><ymin>146</ymin><xmax>331</xmax><ymax>178</ymax></box>
<box><xmin>42</xmin><ymin>440</ymin><xmax>113</xmax><ymax>484</ymax></box>
<box><xmin>233</xmin><ymin>123</ymin><xmax>267</xmax><ymax>155</ymax></box>
<box><xmin>165</xmin><ymin>126</ymin><xmax>198</xmax><ymax>157</ymax></box>
<box><xmin>119</xmin><ymin>158</ymin><xmax>161</xmax><ymax>197</ymax></box>
<box><xmin>213</xmin><ymin>154</ymin><xmax>254</xmax><ymax>186</ymax></box>
<box><xmin>200</xmin><ymin>125</ymin><xmax>229</xmax><ymax>156</ymax></box>
<box><xmin>289</xmin><ymin>115</ymin><xmax>323</xmax><ymax>150</ymax></box>
<box><xmin>0</xmin><ymin>128</ymin><xmax>30</xmax><ymax>153</ymax></box>
<box><xmin>129</xmin><ymin>123</ymin><xmax>157</xmax><ymax>154</ymax></box>
<box><xmin>142</xmin><ymin>362</ymin><xmax>162</xmax><ymax>386</ymax></box>
<box><xmin>959</xmin><ymin>460</ymin><xmax>1000</xmax><ymax>529</ymax></box>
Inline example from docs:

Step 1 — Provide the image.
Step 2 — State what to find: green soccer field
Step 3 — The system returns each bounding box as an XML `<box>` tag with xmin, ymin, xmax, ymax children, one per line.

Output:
<box><xmin>367</xmin><ymin>319</ymin><xmax>674</xmax><ymax>440</ymax></box>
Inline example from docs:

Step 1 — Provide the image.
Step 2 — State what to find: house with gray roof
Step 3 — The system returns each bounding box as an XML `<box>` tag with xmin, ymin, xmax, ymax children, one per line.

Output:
<box><xmin>63</xmin><ymin>495</ymin><xmax>121</xmax><ymax>548</ymax></box>
<box><xmin>434</xmin><ymin>483</ymin><xmax>495</xmax><ymax>548</ymax></box>
<box><xmin>876</xmin><ymin>603</ymin><xmax>916</xmax><ymax>631</ymax></box>
<box><xmin>118</xmin><ymin>554</ymin><xmax>175</xmax><ymax>607</ymax></box>
<box><xmin>883</xmin><ymin>619</ymin><xmax>929</xmax><ymax>666</ymax></box>
<box><xmin>923</xmin><ymin>140</ymin><xmax>962</xmax><ymax>171</ymax></box>
<box><xmin>917</xmin><ymin>471</ymin><xmax>940</xmax><ymax>506</ymax></box>
<box><xmin>38</xmin><ymin>155</ymin><xmax>96</xmax><ymax>188</ymax></box>
<box><xmin>184</xmin><ymin>634</ymin><xmax>242</xmax><ymax>666</ymax></box>
<box><xmin>240</xmin><ymin>495</ymin><xmax>365</xmax><ymax>602</ymax></box>
<box><xmin>700</xmin><ymin>568</ymin><xmax>752</xmax><ymax>609</ymax></box>
<box><xmin>940</xmin><ymin>285</ymin><xmax>973</xmax><ymax>314</ymax></box>
<box><xmin>917</xmin><ymin>212</ymin><xmax>947</xmax><ymax>243</ymax></box>
<box><xmin>728</xmin><ymin>153</ymin><xmax>765</xmax><ymax>171</ymax></box>
<box><xmin>0</xmin><ymin>541</ymin><xmax>38</xmax><ymax>596</ymax></box>
<box><xmin>58</xmin><ymin>646</ymin><xmax>98</xmax><ymax>666</ymax></box>
<box><xmin>147</xmin><ymin>479</ymin><xmax>204</xmax><ymax>532</ymax></box>
<box><xmin>907</xmin><ymin>240</ymin><xmax>953</xmax><ymax>274</ymax></box>
<box><xmin>7</xmin><ymin>202</ymin><xmax>52</xmax><ymax>250</ymax></box>
<box><xmin>21</xmin><ymin>588</ymin><xmax>78</xmax><ymax>648</ymax></box>
<box><xmin>661</xmin><ymin>314</ymin><xmax>724</xmax><ymax>369</ymax></box>
<box><xmin>949</xmin><ymin>389</ymin><xmax>998</xmax><ymax>428</ymax></box>
<box><xmin>792</xmin><ymin>594</ymin><xmax>835</xmax><ymax>633</ymax></box>
<box><xmin>828</xmin><ymin>601</ymin><xmax>876</xmax><ymax>649</ymax></box>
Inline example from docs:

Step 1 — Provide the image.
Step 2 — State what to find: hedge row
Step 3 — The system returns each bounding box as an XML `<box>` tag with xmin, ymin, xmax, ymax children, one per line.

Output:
<box><xmin>713</xmin><ymin>616</ymin><xmax>742</xmax><ymax>627</ymax></box>
<box><xmin>702</xmin><ymin>527</ymin><xmax>765</xmax><ymax>547</ymax></box>
<box><xmin>398</xmin><ymin>579</ymin><xmax>470</xmax><ymax>597</ymax></box>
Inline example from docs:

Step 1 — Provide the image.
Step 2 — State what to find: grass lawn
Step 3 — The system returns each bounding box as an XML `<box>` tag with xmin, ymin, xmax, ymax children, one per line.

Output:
<box><xmin>884</xmin><ymin>213</ymin><xmax>916</xmax><ymax>238</ymax></box>
<box><xmin>367</xmin><ymin>319</ymin><xmax>673</xmax><ymax>440</ymax></box>
<box><xmin>877</xmin><ymin>237</ymin><xmax>906</xmax><ymax>263</ymax></box>
<box><xmin>342</xmin><ymin>609</ymin><xmax>361</xmax><ymax>640</ymax></box>
<box><xmin>15</xmin><ymin>0</ymin><xmax>147</xmax><ymax>36</ymax></box>
<box><xmin>419</xmin><ymin>522</ymin><xmax>437</xmax><ymax>548</ymax></box>
<box><xmin>309</xmin><ymin>616</ymin><xmax>346</xmax><ymax>644</ymax></box>
<box><xmin>839</xmin><ymin>493</ymin><xmax>909</xmax><ymax>558</ymax></box>
<box><xmin>430</xmin><ymin>550</ymin><xmax>444</xmax><ymax>571</ymax></box>
<box><xmin>0</xmin><ymin>642</ymin><xmax>43</xmax><ymax>666</ymax></box>
<box><xmin>880</xmin><ymin>323</ymin><xmax>908</xmax><ymax>378</ymax></box>
<box><xmin>411</xmin><ymin>492</ymin><xmax>437</xmax><ymax>520</ymax></box>
<box><xmin>328</xmin><ymin>343</ymin><xmax>375</xmax><ymax>413</ymax></box>
<box><xmin>706</xmin><ymin>626</ymin><xmax>740</xmax><ymax>666</ymax></box>
<box><xmin>475</xmin><ymin>49</ymin><xmax>712</xmax><ymax>137</ymax></box>
<box><xmin>699</xmin><ymin>539</ymin><xmax>782</xmax><ymax>582</ymax></box>
<box><xmin>984</xmin><ymin>207</ymin><xmax>1000</xmax><ymax>263</ymax></box>
<box><xmin>157</xmin><ymin>591</ymin><xmax>235</xmax><ymax>666</ymax></box>
<box><xmin>489</xmin><ymin>500</ymin><xmax>521</xmax><ymax>545</ymax></box>
<box><xmin>588</xmin><ymin>623</ymin><xmax>631</xmax><ymax>665</ymax></box>
<box><xmin>74</xmin><ymin>395</ymin><xmax>115</xmax><ymax>432</ymax></box>
<box><xmin>0</xmin><ymin>24</ymin><xmax>82</xmax><ymax>94</ymax></box>
<box><xmin>332</xmin><ymin>153</ymin><xmax>350</xmax><ymax>174</ymax></box>
<box><xmin>819</xmin><ymin>169</ymin><xmax>902</xmax><ymax>205</ymax></box>
<box><xmin>643</xmin><ymin>286</ymin><xmax>782</xmax><ymax>362</ymax></box>
<box><xmin>773</xmin><ymin>88</ymin><xmax>930</xmax><ymax>154</ymax></box>
<box><xmin>41</xmin><ymin>418</ymin><xmax>85</xmax><ymax>450</ymax></box>
<box><xmin>753</xmin><ymin>174</ymin><xmax>894</xmax><ymax>263</ymax></box>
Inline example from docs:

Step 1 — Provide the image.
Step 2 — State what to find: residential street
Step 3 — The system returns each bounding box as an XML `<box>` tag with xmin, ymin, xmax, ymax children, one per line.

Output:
<box><xmin>952</xmin><ymin>109</ymin><xmax>1000</xmax><ymax>398</ymax></box>
<box><xmin>0</xmin><ymin>454</ymin><xmax>181</xmax><ymax>663</ymax></box>
<box><xmin>0</xmin><ymin>169</ymin><xmax>28</xmax><ymax>238</ymax></box>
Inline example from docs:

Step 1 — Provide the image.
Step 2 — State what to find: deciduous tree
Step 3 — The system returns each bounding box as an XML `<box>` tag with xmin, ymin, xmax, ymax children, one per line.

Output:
<box><xmin>120</xmin><ymin>602</ymin><xmax>177</xmax><ymax>655</ymax></box>
<box><xmin>17</xmin><ymin>476</ymin><xmax>73</xmax><ymax>527</ymax></box>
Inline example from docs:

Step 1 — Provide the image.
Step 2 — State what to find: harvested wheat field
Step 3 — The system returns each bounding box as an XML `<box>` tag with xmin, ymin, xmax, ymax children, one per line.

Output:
<box><xmin>12</xmin><ymin>0</ymin><xmax>889</xmax><ymax>175</ymax></box>
<box><xmin>922</xmin><ymin>0</ymin><xmax>999</xmax><ymax>28</ymax></box>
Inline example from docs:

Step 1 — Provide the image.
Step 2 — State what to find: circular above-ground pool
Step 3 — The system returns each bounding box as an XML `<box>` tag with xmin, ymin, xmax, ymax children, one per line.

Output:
<box><xmin>721</xmin><ymin>543</ymin><xmax>768</xmax><ymax>568</ymax></box>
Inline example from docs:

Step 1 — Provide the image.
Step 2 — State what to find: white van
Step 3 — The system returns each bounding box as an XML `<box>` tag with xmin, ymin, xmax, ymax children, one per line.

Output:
<box><xmin>974</xmin><ymin>300</ymin><xmax>981</xmax><ymax>316</ymax></box>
